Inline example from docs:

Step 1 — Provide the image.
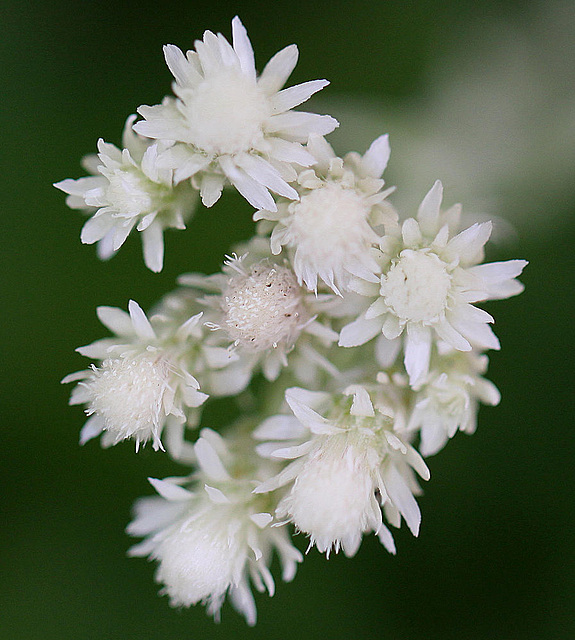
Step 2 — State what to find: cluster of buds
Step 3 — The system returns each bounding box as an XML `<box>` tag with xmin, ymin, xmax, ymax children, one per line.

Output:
<box><xmin>58</xmin><ymin>17</ymin><xmax>526</xmax><ymax>625</ymax></box>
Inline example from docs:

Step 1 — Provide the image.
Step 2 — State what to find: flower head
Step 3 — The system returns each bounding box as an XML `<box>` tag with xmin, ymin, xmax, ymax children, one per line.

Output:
<box><xmin>179</xmin><ymin>240</ymin><xmax>339</xmax><ymax>384</ymax></box>
<box><xmin>339</xmin><ymin>181</ymin><xmax>527</xmax><ymax>387</ymax></box>
<box><xmin>255</xmin><ymin>134</ymin><xmax>396</xmax><ymax>294</ymax></box>
<box><xmin>134</xmin><ymin>17</ymin><xmax>338</xmax><ymax>210</ymax></box>
<box><xmin>128</xmin><ymin>428</ymin><xmax>302</xmax><ymax>625</ymax></box>
<box><xmin>62</xmin><ymin>300</ymin><xmax>208</xmax><ymax>452</ymax></box>
<box><xmin>55</xmin><ymin>116</ymin><xmax>197</xmax><ymax>272</ymax></box>
<box><xmin>255</xmin><ymin>386</ymin><xmax>429</xmax><ymax>557</ymax></box>
<box><xmin>407</xmin><ymin>349</ymin><xmax>501</xmax><ymax>456</ymax></box>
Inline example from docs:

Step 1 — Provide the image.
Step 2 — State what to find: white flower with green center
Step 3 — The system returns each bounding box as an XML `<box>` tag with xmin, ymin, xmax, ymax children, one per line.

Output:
<box><xmin>179</xmin><ymin>244</ymin><xmax>339</xmax><ymax>384</ymax></box>
<box><xmin>134</xmin><ymin>17</ymin><xmax>337</xmax><ymax>210</ymax></box>
<box><xmin>62</xmin><ymin>300</ymin><xmax>208</xmax><ymax>452</ymax></box>
<box><xmin>254</xmin><ymin>386</ymin><xmax>429</xmax><ymax>557</ymax></box>
<box><xmin>55</xmin><ymin>115</ymin><xmax>197</xmax><ymax>272</ymax></box>
<box><xmin>339</xmin><ymin>180</ymin><xmax>527</xmax><ymax>387</ymax></box>
<box><xmin>127</xmin><ymin>428</ymin><xmax>302</xmax><ymax>626</ymax></box>
<box><xmin>255</xmin><ymin>134</ymin><xmax>397</xmax><ymax>294</ymax></box>
<box><xmin>407</xmin><ymin>350</ymin><xmax>501</xmax><ymax>456</ymax></box>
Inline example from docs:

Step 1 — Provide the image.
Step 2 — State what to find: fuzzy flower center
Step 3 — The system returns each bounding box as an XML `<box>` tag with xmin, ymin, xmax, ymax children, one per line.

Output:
<box><xmin>381</xmin><ymin>249</ymin><xmax>451</xmax><ymax>323</ymax></box>
<box><xmin>181</xmin><ymin>70</ymin><xmax>270</xmax><ymax>156</ymax></box>
<box><xmin>156</xmin><ymin>511</ymin><xmax>245</xmax><ymax>607</ymax></box>
<box><xmin>106</xmin><ymin>169</ymin><xmax>160</xmax><ymax>217</ymax></box>
<box><xmin>278</xmin><ymin>429</ymin><xmax>383</xmax><ymax>554</ymax></box>
<box><xmin>289</xmin><ymin>182</ymin><xmax>373</xmax><ymax>258</ymax></box>
<box><xmin>85</xmin><ymin>353</ymin><xmax>170</xmax><ymax>439</ymax></box>
<box><xmin>222</xmin><ymin>262</ymin><xmax>306</xmax><ymax>351</ymax></box>
<box><xmin>430</xmin><ymin>376</ymin><xmax>469</xmax><ymax>416</ymax></box>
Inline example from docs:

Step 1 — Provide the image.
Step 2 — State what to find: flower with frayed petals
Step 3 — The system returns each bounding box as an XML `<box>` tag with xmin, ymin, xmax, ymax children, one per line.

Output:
<box><xmin>179</xmin><ymin>241</ymin><xmax>339</xmax><ymax>384</ymax></box>
<box><xmin>134</xmin><ymin>17</ymin><xmax>337</xmax><ymax>211</ymax></box>
<box><xmin>407</xmin><ymin>349</ymin><xmax>501</xmax><ymax>457</ymax></box>
<box><xmin>62</xmin><ymin>300</ymin><xmax>208</xmax><ymax>452</ymax></box>
<box><xmin>254</xmin><ymin>386</ymin><xmax>429</xmax><ymax>557</ymax></box>
<box><xmin>55</xmin><ymin>115</ymin><xmax>197</xmax><ymax>272</ymax></box>
<box><xmin>255</xmin><ymin>134</ymin><xmax>397</xmax><ymax>294</ymax></box>
<box><xmin>339</xmin><ymin>180</ymin><xmax>527</xmax><ymax>387</ymax></box>
<box><xmin>127</xmin><ymin>428</ymin><xmax>302</xmax><ymax>626</ymax></box>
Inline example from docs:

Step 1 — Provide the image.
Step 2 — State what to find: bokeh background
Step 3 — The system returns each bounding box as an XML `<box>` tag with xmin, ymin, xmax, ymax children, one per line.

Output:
<box><xmin>2</xmin><ymin>0</ymin><xmax>574</xmax><ymax>638</ymax></box>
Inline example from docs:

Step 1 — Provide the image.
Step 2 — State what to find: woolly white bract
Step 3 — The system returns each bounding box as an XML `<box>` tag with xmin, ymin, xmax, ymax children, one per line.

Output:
<box><xmin>58</xmin><ymin>15</ymin><xmax>527</xmax><ymax>626</ymax></box>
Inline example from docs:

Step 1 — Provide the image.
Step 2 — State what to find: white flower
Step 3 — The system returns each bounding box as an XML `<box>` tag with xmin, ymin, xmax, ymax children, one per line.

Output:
<box><xmin>339</xmin><ymin>180</ymin><xmax>527</xmax><ymax>387</ymax></box>
<box><xmin>127</xmin><ymin>428</ymin><xmax>302</xmax><ymax>626</ymax></box>
<box><xmin>179</xmin><ymin>243</ymin><xmax>339</xmax><ymax>384</ymax></box>
<box><xmin>255</xmin><ymin>134</ymin><xmax>396</xmax><ymax>294</ymax></box>
<box><xmin>134</xmin><ymin>17</ymin><xmax>338</xmax><ymax>210</ymax></box>
<box><xmin>407</xmin><ymin>350</ymin><xmax>501</xmax><ymax>456</ymax></box>
<box><xmin>254</xmin><ymin>386</ymin><xmax>429</xmax><ymax>557</ymax></box>
<box><xmin>55</xmin><ymin>116</ymin><xmax>197</xmax><ymax>272</ymax></box>
<box><xmin>62</xmin><ymin>300</ymin><xmax>208</xmax><ymax>451</ymax></box>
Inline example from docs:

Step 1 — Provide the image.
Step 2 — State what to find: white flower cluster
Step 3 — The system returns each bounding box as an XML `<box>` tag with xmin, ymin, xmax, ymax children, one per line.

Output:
<box><xmin>58</xmin><ymin>17</ymin><xmax>526</xmax><ymax>626</ymax></box>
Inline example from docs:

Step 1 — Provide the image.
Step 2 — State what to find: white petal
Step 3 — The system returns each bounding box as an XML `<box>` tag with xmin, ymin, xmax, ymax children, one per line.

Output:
<box><xmin>81</xmin><ymin>214</ymin><xmax>115</xmax><ymax>245</ymax></box>
<box><xmin>306</xmin><ymin>133</ymin><xmax>336</xmax><ymax>169</ymax></box>
<box><xmin>382</xmin><ymin>314</ymin><xmax>402</xmax><ymax>340</ymax></box>
<box><xmin>148</xmin><ymin>477</ymin><xmax>193</xmax><ymax>501</ymax></box>
<box><xmin>79</xmin><ymin>415</ymin><xmax>104</xmax><ymax>445</ymax></box>
<box><xmin>401</xmin><ymin>218</ymin><xmax>422</xmax><ymax>247</ymax></box>
<box><xmin>202</xmin><ymin>346</ymin><xmax>237</xmax><ymax>369</ymax></box>
<box><xmin>231</xmin><ymin>16</ymin><xmax>256</xmax><ymax>80</ymax></box>
<box><xmin>253</xmin><ymin>415</ymin><xmax>307</xmax><ymax>440</ymax></box>
<box><xmin>204</xmin><ymin>484</ymin><xmax>231</xmax><ymax>504</ymax></box>
<box><xmin>344</xmin><ymin>385</ymin><xmax>375</xmax><ymax>417</ymax></box>
<box><xmin>235</xmin><ymin>154</ymin><xmax>298</xmax><ymax>200</ymax></box>
<box><xmin>467</xmin><ymin>260</ymin><xmax>528</xmax><ymax>300</ymax></box>
<box><xmin>267</xmin><ymin>138</ymin><xmax>315</xmax><ymax>166</ymax></box>
<box><xmin>112</xmin><ymin>220</ymin><xmax>136</xmax><ymax>251</ymax></box>
<box><xmin>375</xmin><ymin>335</ymin><xmax>401</xmax><ymax>368</ymax></box>
<box><xmin>194</xmin><ymin>437</ymin><xmax>231</xmax><ymax>481</ymax></box>
<box><xmin>271</xmin><ymin>79</ymin><xmax>329</xmax><ymax>113</ymax></box>
<box><xmin>219</xmin><ymin>156</ymin><xmax>277</xmax><ymax>211</ymax></box>
<box><xmin>339</xmin><ymin>315</ymin><xmax>382</xmax><ymax>347</ymax></box>
<box><xmin>404</xmin><ymin>324</ymin><xmax>432</xmax><ymax>387</ymax></box>
<box><xmin>417</xmin><ymin>180</ymin><xmax>443</xmax><ymax>236</ymax></box>
<box><xmin>199</xmin><ymin>173</ymin><xmax>225</xmax><ymax>207</ymax></box>
<box><xmin>377</xmin><ymin>523</ymin><xmax>396</xmax><ymax>554</ymax></box>
<box><xmin>141</xmin><ymin>223</ymin><xmax>165</xmax><ymax>273</ymax></box>
<box><xmin>361</xmin><ymin>134</ymin><xmax>391</xmax><ymax>179</ymax></box>
<box><xmin>453</xmin><ymin>320</ymin><xmax>501</xmax><ymax>351</ymax></box>
<box><xmin>450</xmin><ymin>302</ymin><xmax>494</xmax><ymax>325</ymax></box>
<box><xmin>128</xmin><ymin>300</ymin><xmax>156</xmax><ymax>341</ymax></box>
<box><xmin>445</xmin><ymin>222</ymin><xmax>492</xmax><ymax>263</ymax></box>
<box><xmin>469</xmin><ymin>259</ymin><xmax>528</xmax><ymax>283</ymax></box>
<box><xmin>96</xmin><ymin>306</ymin><xmax>133</xmax><ymax>335</ymax></box>
<box><xmin>75</xmin><ymin>338</ymin><xmax>119</xmax><ymax>358</ymax></box>
<box><xmin>163</xmin><ymin>44</ymin><xmax>201</xmax><ymax>86</ymax></box>
<box><xmin>434</xmin><ymin>319</ymin><xmax>472</xmax><ymax>352</ymax></box>
<box><xmin>270</xmin><ymin>441</ymin><xmax>315</xmax><ymax>460</ymax></box>
<box><xmin>258</xmin><ymin>44</ymin><xmax>299</xmax><ymax>94</ymax></box>
<box><xmin>250</xmin><ymin>513</ymin><xmax>273</xmax><ymax>529</ymax></box>
<box><xmin>265</xmin><ymin>111</ymin><xmax>338</xmax><ymax>142</ymax></box>
<box><xmin>384</xmin><ymin>465</ymin><xmax>421</xmax><ymax>536</ymax></box>
<box><xmin>285</xmin><ymin>390</ymin><xmax>335</xmax><ymax>434</ymax></box>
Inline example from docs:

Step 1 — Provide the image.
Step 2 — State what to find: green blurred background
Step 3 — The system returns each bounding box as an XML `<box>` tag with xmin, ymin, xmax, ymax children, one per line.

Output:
<box><xmin>2</xmin><ymin>0</ymin><xmax>574</xmax><ymax>638</ymax></box>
